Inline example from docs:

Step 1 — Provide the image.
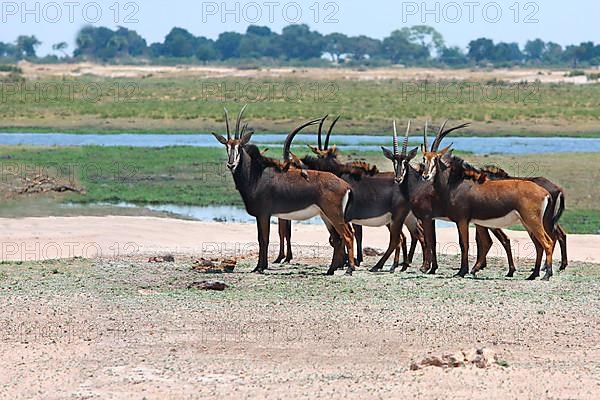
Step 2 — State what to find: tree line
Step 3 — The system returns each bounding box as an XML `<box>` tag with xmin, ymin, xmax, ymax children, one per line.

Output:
<box><xmin>1</xmin><ymin>24</ymin><xmax>599</xmax><ymax>68</ymax></box>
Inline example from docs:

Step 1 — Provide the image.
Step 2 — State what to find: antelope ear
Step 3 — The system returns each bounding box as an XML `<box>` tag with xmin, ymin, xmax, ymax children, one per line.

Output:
<box><xmin>381</xmin><ymin>146</ymin><xmax>394</xmax><ymax>160</ymax></box>
<box><xmin>307</xmin><ymin>144</ymin><xmax>320</xmax><ymax>154</ymax></box>
<box><xmin>407</xmin><ymin>147</ymin><xmax>419</xmax><ymax>160</ymax></box>
<box><xmin>240</xmin><ymin>131</ymin><xmax>254</xmax><ymax>146</ymax></box>
<box><xmin>212</xmin><ymin>132</ymin><xmax>228</xmax><ymax>145</ymax></box>
<box><xmin>329</xmin><ymin>145</ymin><xmax>338</xmax><ymax>154</ymax></box>
<box><xmin>290</xmin><ymin>153</ymin><xmax>306</xmax><ymax>168</ymax></box>
<box><xmin>441</xmin><ymin>149</ymin><xmax>453</xmax><ymax>166</ymax></box>
<box><xmin>439</xmin><ymin>144</ymin><xmax>452</xmax><ymax>156</ymax></box>
<box><xmin>421</xmin><ymin>144</ymin><xmax>426</xmax><ymax>154</ymax></box>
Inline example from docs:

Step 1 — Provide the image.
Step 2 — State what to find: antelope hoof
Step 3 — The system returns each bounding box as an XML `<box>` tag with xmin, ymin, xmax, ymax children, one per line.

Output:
<box><xmin>345</xmin><ymin>266</ymin><xmax>355</xmax><ymax>276</ymax></box>
<box><xmin>400</xmin><ymin>263</ymin><xmax>410</xmax><ymax>272</ymax></box>
<box><xmin>542</xmin><ymin>266</ymin><xmax>553</xmax><ymax>281</ymax></box>
<box><xmin>526</xmin><ymin>272</ymin><xmax>539</xmax><ymax>281</ymax></box>
<box><xmin>541</xmin><ymin>273</ymin><xmax>552</xmax><ymax>281</ymax></box>
<box><xmin>419</xmin><ymin>265</ymin><xmax>429</xmax><ymax>274</ymax></box>
<box><xmin>273</xmin><ymin>256</ymin><xmax>284</xmax><ymax>264</ymax></box>
<box><xmin>283</xmin><ymin>257</ymin><xmax>293</xmax><ymax>264</ymax></box>
<box><xmin>252</xmin><ymin>266</ymin><xmax>266</xmax><ymax>274</ymax></box>
<box><xmin>369</xmin><ymin>265</ymin><xmax>382</xmax><ymax>273</ymax></box>
<box><xmin>454</xmin><ymin>270</ymin><xmax>468</xmax><ymax>278</ymax></box>
<box><xmin>427</xmin><ymin>268</ymin><xmax>437</xmax><ymax>275</ymax></box>
<box><xmin>326</xmin><ymin>266</ymin><xmax>336</xmax><ymax>275</ymax></box>
<box><xmin>506</xmin><ymin>270</ymin><xmax>515</xmax><ymax>278</ymax></box>
<box><xmin>559</xmin><ymin>264</ymin><xmax>568</xmax><ymax>271</ymax></box>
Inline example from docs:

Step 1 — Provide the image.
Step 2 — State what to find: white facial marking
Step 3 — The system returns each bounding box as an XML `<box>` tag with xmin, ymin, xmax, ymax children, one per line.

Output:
<box><xmin>423</xmin><ymin>156</ymin><xmax>437</xmax><ymax>180</ymax></box>
<box><xmin>227</xmin><ymin>143</ymin><xmax>241</xmax><ymax>171</ymax></box>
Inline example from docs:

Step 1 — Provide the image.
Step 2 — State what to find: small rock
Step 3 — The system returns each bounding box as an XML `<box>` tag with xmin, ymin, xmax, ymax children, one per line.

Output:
<box><xmin>410</xmin><ymin>348</ymin><xmax>498</xmax><ymax>370</ymax></box>
<box><xmin>192</xmin><ymin>258</ymin><xmax>236</xmax><ymax>273</ymax></box>
<box><xmin>363</xmin><ymin>247</ymin><xmax>384</xmax><ymax>257</ymax></box>
<box><xmin>470</xmin><ymin>348</ymin><xmax>497</xmax><ymax>368</ymax></box>
<box><xmin>419</xmin><ymin>356</ymin><xmax>445</xmax><ymax>368</ymax></box>
<box><xmin>196</xmin><ymin>259</ymin><xmax>216</xmax><ymax>267</ymax></box>
<box><xmin>442</xmin><ymin>351</ymin><xmax>466</xmax><ymax>368</ymax></box>
<box><xmin>188</xmin><ymin>280</ymin><xmax>229</xmax><ymax>291</ymax></box>
<box><xmin>462</xmin><ymin>348</ymin><xmax>478</xmax><ymax>363</ymax></box>
<box><xmin>148</xmin><ymin>254</ymin><xmax>175</xmax><ymax>263</ymax></box>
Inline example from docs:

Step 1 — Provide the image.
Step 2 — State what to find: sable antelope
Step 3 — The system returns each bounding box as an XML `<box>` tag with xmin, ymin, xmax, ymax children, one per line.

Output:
<box><xmin>420</xmin><ymin>121</ymin><xmax>517</xmax><ymax>277</ymax></box>
<box><xmin>388</xmin><ymin>121</ymin><xmax>557</xmax><ymax>280</ymax></box>
<box><xmin>289</xmin><ymin>115</ymin><xmax>425</xmax><ymax>271</ymax></box>
<box><xmin>478</xmin><ymin>165</ymin><xmax>567</xmax><ymax>272</ymax></box>
<box><xmin>382</xmin><ymin>121</ymin><xmax>445</xmax><ymax>275</ymax></box>
<box><xmin>257</xmin><ymin>150</ymin><xmax>297</xmax><ymax>265</ymax></box>
<box><xmin>282</xmin><ymin>116</ymin><xmax>420</xmax><ymax>272</ymax></box>
<box><xmin>212</xmin><ymin>106</ymin><xmax>357</xmax><ymax>275</ymax></box>
<box><xmin>421</xmin><ymin>122</ymin><xmax>567</xmax><ymax>276</ymax></box>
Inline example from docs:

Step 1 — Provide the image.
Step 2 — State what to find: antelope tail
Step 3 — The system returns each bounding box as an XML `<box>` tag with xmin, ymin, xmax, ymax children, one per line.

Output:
<box><xmin>343</xmin><ymin>190</ymin><xmax>354</xmax><ymax>223</ymax></box>
<box><xmin>553</xmin><ymin>192</ymin><xmax>565</xmax><ymax>229</ymax></box>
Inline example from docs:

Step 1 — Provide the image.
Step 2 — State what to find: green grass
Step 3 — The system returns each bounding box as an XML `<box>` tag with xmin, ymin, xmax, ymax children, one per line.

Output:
<box><xmin>1</xmin><ymin>75</ymin><xmax>600</xmax><ymax>136</ymax></box>
<box><xmin>0</xmin><ymin>146</ymin><xmax>238</xmax><ymax>206</ymax></box>
<box><xmin>0</xmin><ymin>145</ymin><xmax>598</xmax><ymax>233</ymax></box>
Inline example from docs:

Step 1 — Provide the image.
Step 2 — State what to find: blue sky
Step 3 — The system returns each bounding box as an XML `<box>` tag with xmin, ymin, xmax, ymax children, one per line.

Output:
<box><xmin>2</xmin><ymin>0</ymin><xmax>598</xmax><ymax>56</ymax></box>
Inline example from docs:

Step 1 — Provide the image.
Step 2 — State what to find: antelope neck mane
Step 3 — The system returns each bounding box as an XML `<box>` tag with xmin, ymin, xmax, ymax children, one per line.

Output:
<box><xmin>339</xmin><ymin>161</ymin><xmax>379</xmax><ymax>178</ymax></box>
<box><xmin>447</xmin><ymin>155</ymin><xmax>488</xmax><ymax>184</ymax></box>
<box><xmin>298</xmin><ymin>155</ymin><xmax>378</xmax><ymax>177</ymax></box>
<box><xmin>480</xmin><ymin>165</ymin><xmax>511</xmax><ymax>179</ymax></box>
<box><xmin>244</xmin><ymin>144</ymin><xmax>289</xmax><ymax>172</ymax></box>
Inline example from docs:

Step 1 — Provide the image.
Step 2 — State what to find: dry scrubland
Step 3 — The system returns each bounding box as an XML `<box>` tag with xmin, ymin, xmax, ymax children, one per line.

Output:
<box><xmin>0</xmin><ymin>254</ymin><xmax>598</xmax><ymax>399</ymax></box>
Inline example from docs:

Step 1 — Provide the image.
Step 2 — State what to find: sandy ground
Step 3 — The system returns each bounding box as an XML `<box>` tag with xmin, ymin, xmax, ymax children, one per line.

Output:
<box><xmin>0</xmin><ymin>248</ymin><xmax>598</xmax><ymax>399</ymax></box>
<box><xmin>0</xmin><ymin>216</ymin><xmax>599</xmax><ymax>399</ymax></box>
<box><xmin>16</xmin><ymin>61</ymin><xmax>599</xmax><ymax>84</ymax></box>
<box><xmin>0</xmin><ymin>215</ymin><xmax>599</xmax><ymax>264</ymax></box>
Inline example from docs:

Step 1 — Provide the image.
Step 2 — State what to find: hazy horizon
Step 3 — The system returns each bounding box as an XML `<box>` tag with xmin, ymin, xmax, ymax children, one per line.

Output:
<box><xmin>2</xmin><ymin>0</ymin><xmax>599</xmax><ymax>56</ymax></box>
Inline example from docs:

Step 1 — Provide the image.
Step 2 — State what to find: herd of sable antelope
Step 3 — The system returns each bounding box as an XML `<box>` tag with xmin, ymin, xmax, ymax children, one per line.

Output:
<box><xmin>212</xmin><ymin>105</ymin><xmax>567</xmax><ymax>281</ymax></box>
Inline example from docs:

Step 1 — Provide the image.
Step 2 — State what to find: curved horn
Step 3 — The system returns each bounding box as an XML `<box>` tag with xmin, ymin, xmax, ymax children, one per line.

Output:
<box><xmin>224</xmin><ymin>108</ymin><xmax>231</xmax><ymax>140</ymax></box>
<box><xmin>240</xmin><ymin>123</ymin><xmax>248</xmax><ymax>138</ymax></box>
<box><xmin>317</xmin><ymin>114</ymin><xmax>328</xmax><ymax>150</ymax></box>
<box><xmin>392</xmin><ymin>120</ymin><xmax>399</xmax><ymax>156</ymax></box>
<box><xmin>235</xmin><ymin>104</ymin><xmax>248</xmax><ymax>139</ymax></box>
<box><xmin>423</xmin><ymin>121</ymin><xmax>429</xmax><ymax>152</ymax></box>
<box><xmin>430</xmin><ymin>119</ymin><xmax>448</xmax><ymax>152</ymax></box>
<box><xmin>402</xmin><ymin>120</ymin><xmax>411</xmax><ymax>155</ymax></box>
<box><xmin>431</xmin><ymin>121</ymin><xmax>471</xmax><ymax>151</ymax></box>
<box><xmin>283</xmin><ymin>118</ymin><xmax>323</xmax><ymax>161</ymax></box>
<box><xmin>324</xmin><ymin>115</ymin><xmax>340</xmax><ymax>150</ymax></box>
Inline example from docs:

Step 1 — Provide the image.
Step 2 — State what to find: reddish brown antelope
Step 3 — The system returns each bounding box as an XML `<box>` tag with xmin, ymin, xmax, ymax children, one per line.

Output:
<box><xmin>420</xmin><ymin>121</ymin><xmax>517</xmax><ymax>277</ymax></box>
<box><xmin>421</xmin><ymin>121</ymin><xmax>567</xmax><ymax>277</ymax></box>
<box><xmin>395</xmin><ymin>122</ymin><xmax>554</xmax><ymax>280</ymax></box>
<box><xmin>284</xmin><ymin>115</ymin><xmax>424</xmax><ymax>272</ymax></box>
<box><xmin>478</xmin><ymin>165</ymin><xmax>567</xmax><ymax>272</ymax></box>
<box><xmin>212</xmin><ymin>106</ymin><xmax>357</xmax><ymax>275</ymax></box>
